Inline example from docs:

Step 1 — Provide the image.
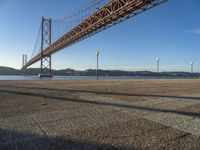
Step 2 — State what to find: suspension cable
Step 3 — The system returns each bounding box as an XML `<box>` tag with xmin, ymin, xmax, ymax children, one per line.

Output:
<box><xmin>53</xmin><ymin>0</ymin><xmax>105</xmax><ymax>23</ymax></box>
<box><xmin>31</xmin><ymin>23</ymin><xmax>42</xmax><ymax>59</ymax></box>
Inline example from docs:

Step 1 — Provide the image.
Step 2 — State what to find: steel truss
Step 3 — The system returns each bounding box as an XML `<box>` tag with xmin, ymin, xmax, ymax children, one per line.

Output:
<box><xmin>39</xmin><ymin>17</ymin><xmax>53</xmax><ymax>77</ymax></box>
<box><xmin>23</xmin><ymin>0</ymin><xmax>168</xmax><ymax>69</ymax></box>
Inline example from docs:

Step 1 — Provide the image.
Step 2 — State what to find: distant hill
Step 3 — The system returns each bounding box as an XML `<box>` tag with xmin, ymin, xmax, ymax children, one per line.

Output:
<box><xmin>0</xmin><ymin>66</ymin><xmax>19</xmax><ymax>75</ymax></box>
<box><xmin>0</xmin><ymin>66</ymin><xmax>199</xmax><ymax>77</ymax></box>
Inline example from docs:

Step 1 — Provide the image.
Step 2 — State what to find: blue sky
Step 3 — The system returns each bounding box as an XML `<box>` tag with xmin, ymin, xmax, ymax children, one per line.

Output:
<box><xmin>0</xmin><ymin>0</ymin><xmax>200</xmax><ymax>72</ymax></box>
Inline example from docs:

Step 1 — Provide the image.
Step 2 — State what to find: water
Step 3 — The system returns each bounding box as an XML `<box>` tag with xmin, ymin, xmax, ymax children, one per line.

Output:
<box><xmin>0</xmin><ymin>75</ymin><xmax>198</xmax><ymax>80</ymax></box>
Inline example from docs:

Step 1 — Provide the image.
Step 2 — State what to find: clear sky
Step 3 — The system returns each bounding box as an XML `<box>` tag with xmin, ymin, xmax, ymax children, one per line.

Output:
<box><xmin>0</xmin><ymin>0</ymin><xmax>200</xmax><ymax>72</ymax></box>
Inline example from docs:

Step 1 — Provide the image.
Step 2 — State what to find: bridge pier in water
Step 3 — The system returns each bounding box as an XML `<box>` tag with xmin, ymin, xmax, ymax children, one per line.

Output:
<box><xmin>39</xmin><ymin>55</ymin><xmax>52</xmax><ymax>78</ymax></box>
<box><xmin>39</xmin><ymin>17</ymin><xmax>53</xmax><ymax>78</ymax></box>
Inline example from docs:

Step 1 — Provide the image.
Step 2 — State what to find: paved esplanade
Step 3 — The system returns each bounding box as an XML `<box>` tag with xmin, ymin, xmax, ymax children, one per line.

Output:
<box><xmin>1</xmin><ymin>79</ymin><xmax>200</xmax><ymax>149</ymax></box>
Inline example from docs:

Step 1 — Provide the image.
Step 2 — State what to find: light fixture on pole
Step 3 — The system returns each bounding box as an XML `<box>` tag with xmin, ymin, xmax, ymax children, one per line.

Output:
<box><xmin>96</xmin><ymin>50</ymin><xmax>100</xmax><ymax>80</ymax></box>
<box><xmin>156</xmin><ymin>57</ymin><xmax>160</xmax><ymax>73</ymax></box>
<box><xmin>190</xmin><ymin>62</ymin><xmax>193</xmax><ymax>73</ymax></box>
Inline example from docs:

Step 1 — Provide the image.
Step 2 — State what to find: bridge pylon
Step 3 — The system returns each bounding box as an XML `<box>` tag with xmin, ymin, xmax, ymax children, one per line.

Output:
<box><xmin>22</xmin><ymin>54</ymin><xmax>28</xmax><ymax>68</ymax></box>
<box><xmin>39</xmin><ymin>17</ymin><xmax>53</xmax><ymax>78</ymax></box>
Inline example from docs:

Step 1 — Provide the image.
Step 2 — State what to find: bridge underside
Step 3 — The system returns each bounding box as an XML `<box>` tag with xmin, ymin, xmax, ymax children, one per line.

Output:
<box><xmin>23</xmin><ymin>0</ymin><xmax>167</xmax><ymax>69</ymax></box>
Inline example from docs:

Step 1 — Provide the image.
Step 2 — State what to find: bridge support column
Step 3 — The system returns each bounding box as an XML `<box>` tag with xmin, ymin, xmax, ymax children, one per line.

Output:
<box><xmin>39</xmin><ymin>17</ymin><xmax>53</xmax><ymax>78</ymax></box>
<box><xmin>22</xmin><ymin>54</ymin><xmax>27</xmax><ymax>68</ymax></box>
<box><xmin>39</xmin><ymin>55</ymin><xmax>52</xmax><ymax>77</ymax></box>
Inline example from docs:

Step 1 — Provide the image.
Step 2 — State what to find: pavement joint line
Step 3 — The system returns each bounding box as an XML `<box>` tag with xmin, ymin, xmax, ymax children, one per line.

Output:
<box><xmin>32</xmin><ymin>116</ymin><xmax>49</xmax><ymax>138</ymax></box>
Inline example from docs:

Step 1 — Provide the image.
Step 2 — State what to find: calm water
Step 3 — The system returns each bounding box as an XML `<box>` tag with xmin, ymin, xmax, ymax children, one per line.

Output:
<box><xmin>0</xmin><ymin>76</ymin><xmax>198</xmax><ymax>80</ymax></box>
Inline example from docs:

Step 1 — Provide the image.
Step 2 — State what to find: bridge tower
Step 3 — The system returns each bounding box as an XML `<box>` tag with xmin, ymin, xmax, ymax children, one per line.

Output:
<box><xmin>39</xmin><ymin>17</ymin><xmax>53</xmax><ymax>77</ymax></box>
<box><xmin>22</xmin><ymin>54</ymin><xmax>27</xmax><ymax>68</ymax></box>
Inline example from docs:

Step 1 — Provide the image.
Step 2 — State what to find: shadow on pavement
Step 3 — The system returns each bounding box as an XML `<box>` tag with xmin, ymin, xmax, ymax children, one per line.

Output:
<box><xmin>0</xmin><ymin>129</ymin><xmax>134</xmax><ymax>150</ymax></box>
<box><xmin>1</xmin><ymin>85</ymin><xmax>200</xmax><ymax>100</ymax></box>
<box><xmin>1</xmin><ymin>89</ymin><xmax>200</xmax><ymax>118</ymax></box>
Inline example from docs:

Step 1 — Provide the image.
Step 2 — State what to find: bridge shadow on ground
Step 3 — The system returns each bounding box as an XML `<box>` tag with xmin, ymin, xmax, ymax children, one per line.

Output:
<box><xmin>1</xmin><ymin>85</ymin><xmax>200</xmax><ymax>100</ymax></box>
<box><xmin>0</xmin><ymin>88</ymin><xmax>200</xmax><ymax>118</ymax></box>
<box><xmin>0</xmin><ymin>129</ymin><xmax>134</xmax><ymax>150</ymax></box>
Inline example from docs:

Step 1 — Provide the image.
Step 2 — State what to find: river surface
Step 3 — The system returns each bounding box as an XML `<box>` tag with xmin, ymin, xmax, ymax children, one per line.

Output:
<box><xmin>0</xmin><ymin>76</ymin><xmax>198</xmax><ymax>80</ymax></box>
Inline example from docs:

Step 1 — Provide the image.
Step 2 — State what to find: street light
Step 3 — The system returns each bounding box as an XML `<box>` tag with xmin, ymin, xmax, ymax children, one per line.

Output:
<box><xmin>190</xmin><ymin>62</ymin><xmax>193</xmax><ymax>73</ymax></box>
<box><xmin>156</xmin><ymin>57</ymin><xmax>160</xmax><ymax>73</ymax></box>
<box><xmin>96</xmin><ymin>50</ymin><xmax>100</xmax><ymax>80</ymax></box>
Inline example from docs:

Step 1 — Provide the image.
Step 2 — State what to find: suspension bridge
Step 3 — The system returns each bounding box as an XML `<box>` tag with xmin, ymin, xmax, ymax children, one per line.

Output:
<box><xmin>22</xmin><ymin>0</ymin><xmax>168</xmax><ymax>77</ymax></box>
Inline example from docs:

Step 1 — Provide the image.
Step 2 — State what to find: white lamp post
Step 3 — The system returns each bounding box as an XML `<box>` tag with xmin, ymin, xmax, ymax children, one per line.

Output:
<box><xmin>96</xmin><ymin>51</ymin><xmax>100</xmax><ymax>80</ymax></box>
<box><xmin>190</xmin><ymin>62</ymin><xmax>193</xmax><ymax>73</ymax></box>
<box><xmin>156</xmin><ymin>57</ymin><xmax>160</xmax><ymax>73</ymax></box>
